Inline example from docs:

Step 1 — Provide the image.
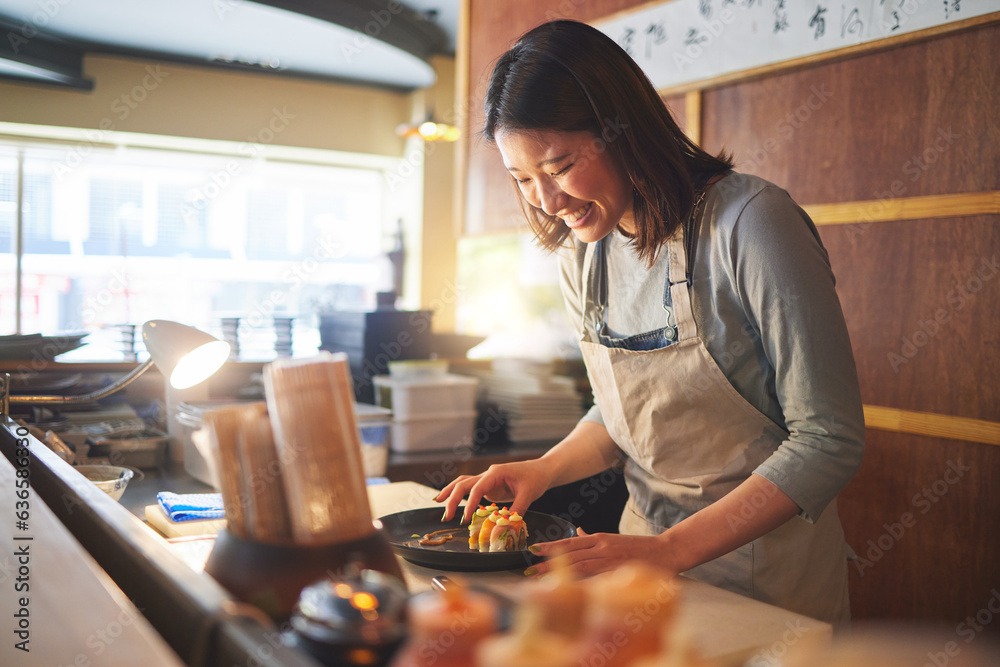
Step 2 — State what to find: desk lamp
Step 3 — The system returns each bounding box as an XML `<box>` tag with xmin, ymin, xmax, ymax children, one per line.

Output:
<box><xmin>0</xmin><ymin>320</ymin><xmax>230</xmax><ymax>419</ymax></box>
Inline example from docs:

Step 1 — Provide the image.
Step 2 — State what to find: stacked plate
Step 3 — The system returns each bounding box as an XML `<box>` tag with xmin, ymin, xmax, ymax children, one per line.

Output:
<box><xmin>467</xmin><ymin>361</ymin><xmax>584</xmax><ymax>443</ymax></box>
<box><xmin>0</xmin><ymin>332</ymin><xmax>89</xmax><ymax>361</ymax></box>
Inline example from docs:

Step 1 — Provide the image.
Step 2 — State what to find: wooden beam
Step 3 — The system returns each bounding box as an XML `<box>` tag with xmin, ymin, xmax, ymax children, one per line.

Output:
<box><xmin>863</xmin><ymin>404</ymin><xmax>1000</xmax><ymax>447</ymax></box>
<box><xmin>803</xmin><ymin>191</ymin><xmax>1000</xmax><ymax>226</ymax></box>
<box><xmin>454</xmin><ymin>0</ymin><xmax>471</xmax><ymax>239</ymax></box>
<box><xmin>684</xmin><ymin>90</ymin><xmax>701</xmax><ymax>145</ymax></box>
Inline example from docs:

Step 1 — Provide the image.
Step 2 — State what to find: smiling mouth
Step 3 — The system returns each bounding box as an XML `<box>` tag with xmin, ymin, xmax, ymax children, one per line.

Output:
<box><xmin>562</xmin><ymin>202</ymin><xmax>592</xmax><ymax>225</ymax></box>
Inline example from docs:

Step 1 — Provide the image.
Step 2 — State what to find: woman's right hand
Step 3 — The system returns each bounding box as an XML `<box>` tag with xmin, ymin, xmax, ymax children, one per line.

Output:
<box><xmin>434</xmin><ymin>458</ymin><xmax>555</xmax><ymax>524</ymax></box>
<box><xmin>435</xmin><ymin>421</ymin><xmax>620</xmax><ymax>524</ymax></box>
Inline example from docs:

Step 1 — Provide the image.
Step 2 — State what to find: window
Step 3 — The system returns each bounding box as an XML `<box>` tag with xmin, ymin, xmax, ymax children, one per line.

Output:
<box><xmin>0</xmin><ymin>132</ymin><xmax>408</xmax><ymax>360</ymax></box>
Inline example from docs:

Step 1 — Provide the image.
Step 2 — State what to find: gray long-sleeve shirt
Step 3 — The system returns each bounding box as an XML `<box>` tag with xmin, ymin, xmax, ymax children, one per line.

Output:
<box><xmin>559</xmin><ymin>172</ymin><xmax>865</xmax><ymax>522</ymax></box>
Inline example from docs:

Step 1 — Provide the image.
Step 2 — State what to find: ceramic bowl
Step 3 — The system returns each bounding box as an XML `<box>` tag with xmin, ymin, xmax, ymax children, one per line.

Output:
<box><xmin>75</xmin><ymin>464</ymin><xmax>134</xmax><ymax>501</ymax></box>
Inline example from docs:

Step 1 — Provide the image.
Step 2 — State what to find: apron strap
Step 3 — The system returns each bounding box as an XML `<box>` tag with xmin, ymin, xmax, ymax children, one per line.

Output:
<box><xmin>667</xmin><ymin>226</ymin><xmax>697</xmax><ymax>342</ymax></box>
<box><xmin>583</xmin><ymin>183</ymin><xmax>708</xmax><ymax>345</ymax></box>
<box><xmin>580</xmin><ymin>240</ymin><xmax>600</xmax><ymax>340</ymax></box>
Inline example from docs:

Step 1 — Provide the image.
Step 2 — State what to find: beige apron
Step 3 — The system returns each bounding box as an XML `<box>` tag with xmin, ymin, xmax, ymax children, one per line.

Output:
<box><xmin>578</xmin><ymin>215</ymin><xmax>851</xmax><ymax>624</ymax></box>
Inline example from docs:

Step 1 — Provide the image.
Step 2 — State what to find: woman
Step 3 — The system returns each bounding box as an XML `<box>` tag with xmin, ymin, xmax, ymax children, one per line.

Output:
<box><xmin>436</xmin><ymin>20</ymin><xmax>864</xmax><ymax>624</ymax></box>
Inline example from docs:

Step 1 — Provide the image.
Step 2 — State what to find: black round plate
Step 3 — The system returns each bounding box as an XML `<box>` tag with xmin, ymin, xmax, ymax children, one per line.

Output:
<box><xmin>377</xmin><ymin>507</ymin><xmax>576</xmax><ymax>572</ymax></box>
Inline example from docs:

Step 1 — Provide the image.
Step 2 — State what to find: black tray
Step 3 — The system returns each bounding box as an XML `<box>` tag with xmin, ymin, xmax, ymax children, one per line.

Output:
<box><xmin>377</xmin><ymin>507</ymin><xmax>576</xmax><ymax>571</ymax></box>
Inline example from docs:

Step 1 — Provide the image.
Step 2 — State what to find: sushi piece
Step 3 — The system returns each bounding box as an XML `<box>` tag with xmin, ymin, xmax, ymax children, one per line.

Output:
<box><xmin>470</xmin><ymin>503</ymin><xmax>498</xmax><ymax>551</ymax></box>
<box><xmin>468</xmin><ymin>506</ymin><xmax>492</xmax><ymax>549</ymax></box>
<box><xmin>489</xmin><ymin>516</ymin><xmax>517</xmax><ymax>552</ymax></box>
<box><xmin>509</xmin><ymin>511</ymin><xmax>528</xmax><ymax>550</ymax></box>
<box><xmin>478</xmin><ymin>510</ymin><xmax>502</xmax><ymax>552</ymax></box>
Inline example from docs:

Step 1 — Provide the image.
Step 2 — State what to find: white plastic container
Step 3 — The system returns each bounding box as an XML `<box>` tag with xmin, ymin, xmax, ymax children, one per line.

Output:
<box><xmin>355</xmin><ymin>403</ymin><xmax>392</xmax><ymax>477</ymax></box>
<box><xmin>373</xmin><ymin>374</ymin><xmax>478</xmax><ymax>419</ymax></box>
<box><xmin>389</xmin><ymin>412</ymin><xmax>477</xmax><ymax>453</ymax></box>
<box><xmin>177</xmin><ymin>399</ymin><xmax>260</xmax><ymax>488</ymax></box>
<box><xmin>177</xmin><ymin>400</ymin><xmax>394</xmax><ymax>484</ymax></box>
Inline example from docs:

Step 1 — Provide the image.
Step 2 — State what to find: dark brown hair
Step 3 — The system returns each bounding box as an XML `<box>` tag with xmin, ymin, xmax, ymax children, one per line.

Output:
<box><xmin>484</xmin><ymin>20</ymin><xmax>732</xmax><ymax>264</ymax></box>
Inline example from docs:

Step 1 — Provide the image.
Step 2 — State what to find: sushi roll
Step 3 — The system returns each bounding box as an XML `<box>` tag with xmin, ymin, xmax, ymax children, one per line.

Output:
<box><xmin>478</xmin><ymin>511</ymin><xmax>502</xmax><ymax>552</ymax></box>
<box><xmin>489</xmin><ymin>516</ymin><xmax>517</xmax><ymax>552</ymax></box>
<box><xmin>468</xmin><ymin>506</ymin><xmax>492</xmax><ymax>550</ymax></box>
<box><xmin>508</xmin><ymin>512</ymin><xmax>528</xmax><ymax>550</ymax></box>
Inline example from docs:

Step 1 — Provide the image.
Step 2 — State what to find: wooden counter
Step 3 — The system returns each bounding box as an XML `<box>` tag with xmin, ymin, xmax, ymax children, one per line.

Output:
<box><xmin>0</xmin><ymin>419</ymin><xmax>319</xmax><ymax>667</ymax></box>
<box><xmin>3</xmin><ymin>418</ymin><xmax>828</xmax><ymax>665</ymax></box>
<box><xmin>143</xmin><ymin>480</ymin><xmax>830</xmax><ymax>663</ymax></box>
<box><xmin>0</xmin><ymin>424</ymin><xmax>185</xmax><ymax>666</ymax></box>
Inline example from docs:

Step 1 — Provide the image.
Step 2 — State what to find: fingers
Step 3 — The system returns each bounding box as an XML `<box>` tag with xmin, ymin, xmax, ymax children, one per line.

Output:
<box><xmin>433</xmin><ymin>465</ymin><xmax>532</xmax><ymax>523</ymax></box>
<box><xmin>509</xmin><ymin>497</ymin><xmax>530</xmax><ymax>518</ymax></box>
<box><xmin>437</xmin><ymin>475</ymin><xmax>477</xmax><ymax>522</ymax></box>
<box><xmin>526</xmin><ymin>531</ymin><xmax>622</xmax><ymax>579</ymax></box>
<box><xmin>463</xmin><ymin>476</ymin><xmax>498</xmax><ymax>523</ymax></box>
<box><xmin>440</xmin><ymin>492</ymin><xmax>460</xmax><ymax>522</ymax></box>
<box><xmin>529</xmin><ymin>532</ymin><xmax>593</xmax><ymax>561</ymax></box>
<box><xmin>507</xmin><ymin>482</ymin><xmax>541</xmax><ymax>519</ymax></box>
<box><xmin>541</xmin><ymin>553</ymin><xmax>606</xmax><ymax>579</ymax></box>
<box><xmin>432</xmin><ymin>479</ymin><xmax>457</xmax><ymax>503</ymax></box>
<box><xmin>525</xmin><ymin>533</ymin><xmax>666</xmax><ymax>580</ymax></box>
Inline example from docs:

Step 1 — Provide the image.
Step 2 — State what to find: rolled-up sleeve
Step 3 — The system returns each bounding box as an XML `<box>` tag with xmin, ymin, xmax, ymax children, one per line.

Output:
<box><xmin>730</xmin><ymin>187</ymin><xmax>865</xmax><ymax>522</ymax></box>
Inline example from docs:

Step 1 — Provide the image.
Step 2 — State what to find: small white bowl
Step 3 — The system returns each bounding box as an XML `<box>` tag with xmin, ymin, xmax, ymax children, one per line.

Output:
<box><xmin>75</xmin><ymin>465</ymin><xmax>134</xmax><ymax>501</ymax></box>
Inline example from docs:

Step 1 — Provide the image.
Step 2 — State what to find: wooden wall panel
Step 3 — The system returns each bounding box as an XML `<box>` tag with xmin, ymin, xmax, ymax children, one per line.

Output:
<box><xmin>662</xmin><ymin>93</ymin><xmax>687</xmax><ymax>138</ymax></box>
<box><xmin>700</xmin><ymin>24</ymin><xmax>1000</xmax><ymax>206</ymax></box>
<box><xmin>463</xmin><ymin>0</ymin><xmax>999</xmax><ymax>631</ymax></box>
<box><xmin>696</xmin><ymin>24</ymin><xmax>999</xmax><ymax>626</ymax></box>
<box><xmin>697</xmin><ymin>22</ymin><xmax>1000</xmax><ymax>625</ymax></box>
<box><xmin>464</xmin><ymin>0</ymin><xmax>539</xmax><ymax>235</ymax></box>
<box><xmin>819</xmin><ymin>217</ymin><xmax>999</xmax><ymax>423</ymax></box>
<box><xmin>840</xmin><ymin>429</ymin><xmax>1000</xmax><ymax>632</ymax></box>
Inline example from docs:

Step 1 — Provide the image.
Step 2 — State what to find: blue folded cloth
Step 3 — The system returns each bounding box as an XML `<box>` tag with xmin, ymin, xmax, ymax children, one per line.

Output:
<box><xmin>157</xmin><ymin>492</ymin><xmax>225</xmax><ymax>522</ymax></box>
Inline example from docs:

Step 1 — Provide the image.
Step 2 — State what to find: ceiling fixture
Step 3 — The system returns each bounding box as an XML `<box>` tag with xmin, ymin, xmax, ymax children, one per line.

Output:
<box><xmin>396</xmin><ymin>116</ymin><xmax>460</xmax><ymax>142</ymax></box>
<box><xmin>0</xmin><ymin>16</ymin><xmax>92</xmax><ymax>89</ymax></box>
<box><xmin>0</xmin><ymin>0</ymin><xmax>451</xmax><ymax>91</ymax></box>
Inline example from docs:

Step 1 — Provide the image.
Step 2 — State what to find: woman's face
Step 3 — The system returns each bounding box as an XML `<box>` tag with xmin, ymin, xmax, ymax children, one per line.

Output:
<box><xmin>495</xmin><ymin>129</ymin><xmax>634</xmax><ymax>243</ymax></box>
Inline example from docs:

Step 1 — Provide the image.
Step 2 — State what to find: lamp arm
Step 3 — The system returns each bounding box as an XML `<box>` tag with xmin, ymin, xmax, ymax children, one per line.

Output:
<box><xmin>1</xmin><ymin>360</ymin><xmax>156</xmax><ymax>417</ymax></box>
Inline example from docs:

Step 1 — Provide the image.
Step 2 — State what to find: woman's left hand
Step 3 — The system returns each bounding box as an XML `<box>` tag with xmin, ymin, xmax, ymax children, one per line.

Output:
<box><xmin>526</xmin><ymin>476</ymin><xmax>801</xmax><ymax>579</ymax></box>
<box><xmin>525</xmin><ymin>528</ymin><xmax>676</xmax><ymax>578</ymax></box>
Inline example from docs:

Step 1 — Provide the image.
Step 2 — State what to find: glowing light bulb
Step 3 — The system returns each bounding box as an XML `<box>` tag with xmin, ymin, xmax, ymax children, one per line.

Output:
<box><xmin>169</xmin><ymin>340</ymin><xmax>230</xmax><ymax>389</ymax></box>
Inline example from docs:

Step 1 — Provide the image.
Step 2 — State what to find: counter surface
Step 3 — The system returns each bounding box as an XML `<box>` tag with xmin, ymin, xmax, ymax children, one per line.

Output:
<box><xmin>367</xmin><ymin>481</ymin><xmax>831</xmax><ymax>663</ymax></box>
<box><xmin>0</xmin><ymin>432</ymin><xmax>185</xmax><ymax>666</ymax></box>
<box><xmin>132</xmin><ymin>472</ymin><xmax>830</xmax><ymax>664</ymax></box>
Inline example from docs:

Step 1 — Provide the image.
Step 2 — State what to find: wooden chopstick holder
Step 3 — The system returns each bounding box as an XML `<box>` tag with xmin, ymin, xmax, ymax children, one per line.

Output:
<box><xmin>264</xmin><ymin>353</ymin><xmax>374</xmax><ymax>546</ymax></box>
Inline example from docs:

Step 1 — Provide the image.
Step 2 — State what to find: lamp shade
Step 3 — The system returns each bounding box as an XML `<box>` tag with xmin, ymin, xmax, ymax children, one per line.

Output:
<box><xmin>142</xmin><ymin>320</ymin><xmax>230</xmax><ymax>390</ymax></box>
